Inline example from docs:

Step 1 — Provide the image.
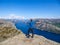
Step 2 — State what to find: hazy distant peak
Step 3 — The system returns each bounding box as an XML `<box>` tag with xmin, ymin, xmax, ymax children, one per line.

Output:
<box><xmin>0</xmin><ymin>14</ymin><xmax>25</xmax><ymax>19</ymax></box>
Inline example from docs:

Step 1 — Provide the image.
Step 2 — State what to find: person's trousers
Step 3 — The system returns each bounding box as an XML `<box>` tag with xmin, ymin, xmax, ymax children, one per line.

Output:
<box><xmin>27</xmin><ymin>28</ymin><xmax>34</xmax><ymax>38</ymax></box>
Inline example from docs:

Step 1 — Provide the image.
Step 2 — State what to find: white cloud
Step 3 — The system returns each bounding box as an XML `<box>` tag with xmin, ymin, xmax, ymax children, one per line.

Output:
<box><xmin>0</xmin><ymin>14</ymin><xmax>25</xmax><ymax>19</ymax></box>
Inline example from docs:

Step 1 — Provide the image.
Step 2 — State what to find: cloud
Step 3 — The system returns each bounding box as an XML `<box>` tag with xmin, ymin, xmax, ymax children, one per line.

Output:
<box><xmin>0</xmin><ymin>14</ymin><xmax>25</xmax><ymax>19</ymax></box>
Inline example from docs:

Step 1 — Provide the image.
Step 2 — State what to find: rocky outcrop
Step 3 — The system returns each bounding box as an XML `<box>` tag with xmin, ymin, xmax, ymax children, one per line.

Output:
<box><xmin>0</xmin><ymin>19</ymin><xmax>21</xmax><ymax>42</ymax></box>
<box><xmin>0</xmin><ymin>33</ymin><xmax>60</xmax><ymax>45</ymax></box>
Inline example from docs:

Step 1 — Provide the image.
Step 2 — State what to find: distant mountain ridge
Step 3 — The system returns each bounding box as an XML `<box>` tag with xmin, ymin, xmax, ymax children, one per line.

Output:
<box><xmin>0</xmin><ymin>15</ymin><xmax>25</xmax><ymax>19</ymax></box>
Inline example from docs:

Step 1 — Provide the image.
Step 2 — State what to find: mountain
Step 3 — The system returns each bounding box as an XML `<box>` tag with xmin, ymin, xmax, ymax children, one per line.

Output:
<box><xmin>0</xmin><ymin>14</ymin><xmax>25</xmax><ymax>19</ymax></box>
<box><xmin>35</xmin><ymin>19</ymin><xmax>60</xmax><ymax>34</ymax></box>
<box><xmin>0</xmin><ymin>19</ymin><xmax>21</xmax><ymax>42</ymax></box>
<box><xmin>0</xmin><ymin>19</ymin><xmax>60</xmax><ymax>45</ymax></box>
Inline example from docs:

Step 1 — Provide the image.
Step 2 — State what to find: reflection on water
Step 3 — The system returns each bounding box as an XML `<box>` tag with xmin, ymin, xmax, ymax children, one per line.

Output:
<box><xmin>15</xmin><ymin>21</ymin><xmax>60</xmax><ymax>43</ymax></box>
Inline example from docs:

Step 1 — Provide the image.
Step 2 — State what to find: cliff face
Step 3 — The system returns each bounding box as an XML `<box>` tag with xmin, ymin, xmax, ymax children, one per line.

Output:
<box><xmin>0</xmin><ymin>19</ymin><xmax>21</xmax><ymax>42</ymax></box>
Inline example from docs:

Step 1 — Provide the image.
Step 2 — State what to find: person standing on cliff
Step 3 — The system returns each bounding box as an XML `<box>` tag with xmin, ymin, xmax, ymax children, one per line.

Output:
<box><xmin>26</xmin><ymin>19</ymin><xmax>35</xmax><ymax>38</ymax></box>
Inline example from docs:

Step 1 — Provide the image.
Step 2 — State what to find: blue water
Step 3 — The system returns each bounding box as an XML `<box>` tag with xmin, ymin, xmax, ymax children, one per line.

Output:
<box><xmin>15</xmin><ymin>21</ymin><xmax>60</xmax><ymax>43</ymax></box>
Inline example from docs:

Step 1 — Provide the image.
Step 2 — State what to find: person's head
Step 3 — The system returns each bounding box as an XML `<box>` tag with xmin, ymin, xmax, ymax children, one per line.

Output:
<box><xmin>30</xmin><ymin>19</ymin><xmax>32</xmax><ymax>22</ymax></box>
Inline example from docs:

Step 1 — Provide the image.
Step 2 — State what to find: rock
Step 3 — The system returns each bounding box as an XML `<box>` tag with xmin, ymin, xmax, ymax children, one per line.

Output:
<box><xmin>0</xmin><ymin>34</ymin><xmax>60</xmax><ymax>45</ymax></box>
<box><xmin>0</xmin><ymin>19</ymin><xmax>21</xmax><ymax>42</ymax></box>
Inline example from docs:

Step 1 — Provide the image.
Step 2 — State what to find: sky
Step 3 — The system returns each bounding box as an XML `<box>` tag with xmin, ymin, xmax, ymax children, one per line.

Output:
<box><xmin>0</xmin><ymin>0</ymin><xmax>60</xmax><ymax>19</ymax></box>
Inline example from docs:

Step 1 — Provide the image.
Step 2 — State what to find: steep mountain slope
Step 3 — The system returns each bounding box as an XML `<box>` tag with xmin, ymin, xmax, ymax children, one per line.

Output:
<box><xmin>35</xmin><ymin>19</ymin><xmax>60</xmax><ymax>34</ymax></box>
<box><xmin>0</xmin><ymin>19</ymin><xmax>21</xmax><ymax>42</ymax></box>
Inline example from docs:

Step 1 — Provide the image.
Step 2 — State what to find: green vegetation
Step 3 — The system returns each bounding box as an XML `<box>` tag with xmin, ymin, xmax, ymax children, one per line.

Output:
<box><xmin>52</xmin><ymin>23</ymin><xmax>60</xmax><ymax>28</ymax></box>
